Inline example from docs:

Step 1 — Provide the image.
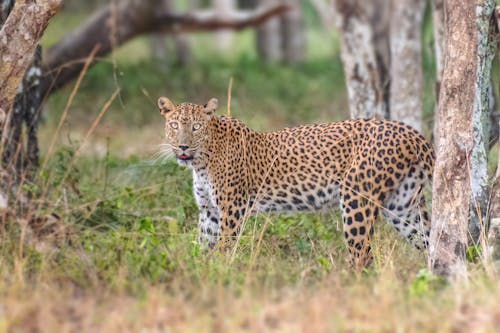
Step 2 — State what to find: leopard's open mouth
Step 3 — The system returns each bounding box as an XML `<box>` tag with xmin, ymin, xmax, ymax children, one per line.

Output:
<box><xmin>177</xmin><ymin>153</ymin><xmax>194</xmax><ymax>161</ymax></box>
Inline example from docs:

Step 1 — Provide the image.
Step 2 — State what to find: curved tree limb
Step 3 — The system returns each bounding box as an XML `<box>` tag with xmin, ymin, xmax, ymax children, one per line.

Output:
<box><xmin>41</xmin><ymin>1</ymin><xmax>290</xmax><ymax>96</ymax></box>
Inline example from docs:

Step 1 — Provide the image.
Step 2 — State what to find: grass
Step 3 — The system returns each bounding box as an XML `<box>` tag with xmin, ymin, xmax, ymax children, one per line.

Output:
<box><xmin>1</xmin><ymin>6</ymin><xmax>500</xmax><ymax>333</ymax></box>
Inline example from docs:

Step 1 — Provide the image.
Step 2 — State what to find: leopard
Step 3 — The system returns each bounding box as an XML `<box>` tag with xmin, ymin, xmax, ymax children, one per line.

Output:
<box><xmin>157</xmin><ymin>96</ymin><xmax>435</xmax><ymax>268</ymax></box>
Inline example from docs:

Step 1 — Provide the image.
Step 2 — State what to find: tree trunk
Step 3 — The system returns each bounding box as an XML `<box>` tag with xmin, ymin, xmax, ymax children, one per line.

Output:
<box><xmin>214</xmin><ymin>0</ymin><xmax>235</xmax><ymax>50</ymax></box>
<box><xmin>366</xmin><ymin>0</ymin><xmax>390</xmax><ymax>118</ymax></box>
<box><xmin>333</xmin><ymin>0</ymin><xmax>386</xmax><ymax>119</ymax></box>
<box><xmin>281</xmin><ymin>0</ymin><xmax>305</xmax><ymax>64</ymax></box>
<box><xmin>150</xmin><ymin>0</ymin><xmax>170</xmax><ymax>60</ymax></box>
<box><xmin>469</xmin><ymin>0</ymin><xmax>496</xmax><ymax>246</ymax></box>
<box><xmin>0</xmin><ymin>0</ymin><xmax>61</xmax><ymax>211</ymax></box>
<box><xmin>256</xmin><ymin>0</ymin><xmax>282</xmax><ymax>62</ymax></box>
<box><xmin>0</xmin><ymin>0</ymin><xmax>60</xmax><ymax>116</ymax></box>
<box><xmin>310</xmin><ymin>0</ymin><xmax>335</xmax><ymax>30</ymax></box>
<box><xmin>488</xmin><ymin>120</ymin><xmax>500</xmax><ymax>268</ymax></box>
<box><xmin>389</xmin><ymin>0</ymin><xmax>425</xmax><ymax>131</ymax></box>
<box><xmin>429</xmin><ymin>0</ymin><xmax>478</xmax><ymax>278</ymax></box>
<box><xmin>149</xmin><ymin>0</ymin><xmax>192</xmax><ymax>65</ymax></box>
<box><xmin>432</xmin><ymin>0</ymin><xmax>444</xmax><ymax>144</ymax></box>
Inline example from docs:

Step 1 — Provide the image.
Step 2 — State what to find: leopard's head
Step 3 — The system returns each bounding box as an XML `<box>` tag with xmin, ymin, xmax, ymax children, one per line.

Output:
<box><xmin>158</xmin><ymin>97</ymin><xmax>218</xmax><ymax>166</ymax></box>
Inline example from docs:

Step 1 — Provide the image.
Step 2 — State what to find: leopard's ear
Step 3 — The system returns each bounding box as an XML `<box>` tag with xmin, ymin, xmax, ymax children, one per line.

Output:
<box><xmin>158</xmin><ymin>97</ymin><xmax>176</xmax><ymax>117</ymax></box>
<box><xmin>203</xmin><ymin>98</ymin><xmax>218</xmax><ymax>115</ymax></box>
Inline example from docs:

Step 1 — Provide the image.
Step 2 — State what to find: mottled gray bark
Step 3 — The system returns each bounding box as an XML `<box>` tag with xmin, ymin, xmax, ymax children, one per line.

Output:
<box><xmin>389</xmin><ymin>0</ymin><xmax>425</xmax><ymax>131</ymax></box>
<box><xmin>0</xmin><ymin>0</ymin><xmax>60</xmax><ymax>117</ymax></box>
<box><xmin>429</xmin><ymin>0</ymin><xmax>476</xmax><ymax>279</ymax></box>
<box><xmin>333</xmin><ymin>0</ymin><xmax>385</xmax><ymax>119</ymax></box>
<box><xmin>5</xmin><ymin>46</ymin><xmax>43</xmax><ymax>180</ymax></box>
<box><xmin>469</xmin><ymin>0</ymin><xmax>496</xmax><ymax>246</ymax></box>
<box><xmin>366</xmin><ymin>0</ymin><xmax>390</xmax><ymax>117</ymax></box>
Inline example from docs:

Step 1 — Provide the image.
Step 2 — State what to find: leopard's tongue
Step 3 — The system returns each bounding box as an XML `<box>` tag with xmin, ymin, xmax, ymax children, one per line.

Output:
<box><xmin>179</xmin><ymin>154</ymin><xmax>190</xmax><ymax>160</ymax></box>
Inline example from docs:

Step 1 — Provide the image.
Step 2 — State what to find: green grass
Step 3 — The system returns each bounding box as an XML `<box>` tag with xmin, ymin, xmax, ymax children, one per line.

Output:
<box><xmin>1</xmin><ymin>7</ymin><xmax>500</xmax><ymax>333</ymax></box>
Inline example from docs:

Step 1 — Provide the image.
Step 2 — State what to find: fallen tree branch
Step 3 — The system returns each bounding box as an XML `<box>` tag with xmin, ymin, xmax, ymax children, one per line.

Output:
<box><xmin>41</xmin><ymin>1</ymin><xmax>289</xmax><ymax>96</ymax></box>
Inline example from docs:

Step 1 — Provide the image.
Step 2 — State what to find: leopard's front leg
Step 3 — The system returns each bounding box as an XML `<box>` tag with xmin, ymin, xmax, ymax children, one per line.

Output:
<box><xmin>197</xmin><ymin>204</ymin><xmax>220</xmax><ymax>248</ymax></box>
<box><xmin>193</xmin><ymin>172</ymin><xmax>220</xmax><ymax>248</ymax></box>
<box><xmin>214</xmin><ymin>199</ymin><xmax>247</xmax><ymax>252</ymax></box>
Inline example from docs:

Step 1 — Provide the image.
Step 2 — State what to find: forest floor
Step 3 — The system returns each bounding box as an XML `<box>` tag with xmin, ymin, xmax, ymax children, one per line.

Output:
<box><xmin>1</xmin><ymin>9</ymin><xmax>500</xmax><ymax>333</ymax></box>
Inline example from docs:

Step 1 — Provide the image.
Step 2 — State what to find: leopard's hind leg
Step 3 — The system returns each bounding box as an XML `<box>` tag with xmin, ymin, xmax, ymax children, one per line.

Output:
<box><xmin>340</xmin><ymin>180</ymin><xmax>379</xmax><ymax>269</ymax></box>
<box><xmin>381</xmin><ymin>166</ymin><xmax>430</xmax><ymax>250</ymax></box>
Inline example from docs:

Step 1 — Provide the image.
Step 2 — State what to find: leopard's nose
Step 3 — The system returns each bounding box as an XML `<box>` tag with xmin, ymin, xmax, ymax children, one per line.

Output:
<box><xmin>179</xmin><ymin>145</ymin><xmax>189</xmax><ymax>151</ymax></box>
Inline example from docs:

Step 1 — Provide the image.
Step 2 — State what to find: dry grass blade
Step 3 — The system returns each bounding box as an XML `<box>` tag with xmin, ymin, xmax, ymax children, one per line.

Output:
<box><xmin>39</xmin><ymin>45</ymin><xmax>100</xmax><ymax>173</ymax></box>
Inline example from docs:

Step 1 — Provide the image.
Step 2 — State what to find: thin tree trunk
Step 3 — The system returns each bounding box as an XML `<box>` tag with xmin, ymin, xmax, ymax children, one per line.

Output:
<box><xmin>150</xmin><ymin>34</ymin><xmax>168</xmax><ymax>60</ymax></box>
<box><xmin>214</xmin><ymin>0</ymin><xmax>235</xmax><ymax>50</ymax></box>
<box><xmin>488</xmin><ymin>120</ymin><xmax>500</xmax><ymax>267</ymax></box>
<box><xmin>281</xmin><ymin>0</ymin><xmax>305</xmax><ymax>64</ymax></box>
<box><xmin>333</xmin><ymin>0</ymin><xmax>386</xmax><ymax>119</ymax></box>
<box><xmin>389</xmin><ymin>0</ymin><xmax>425</xmax><ymax>131</ymax></box>
<box><xmin>469</xmin><ymin>0</ymin><xmax>496</xmax><ymax>246</ymax></box>
<box><xmin>366</xmin><ymin>0</ymin><xmax>390</xmax><ymax>118</ymax></box>
<box><xmin>432</xmin><ymin>0</ymin><xmax>444</xmax><ymax>144</ymax></box>
<box><xmin>150</xmin><ymin>0</ymin><xmax>192</xmax><ymax>65</ymax></box>
<box><xmin>488</xmin><ymin>81</ymin><xmax>499</xmax><ymax>148</ymax></box>
<box><xmin>150</xmin><ymin>0</ymin><xmax>170</xmax><ymax>60</ymax></box>
<box><xmin>256</xmin><ymin>0</ymin><xmax>282</xmax><ymax>62</ymax></box>
<box><xmin>310</xmin><ymin>0</ymin><xmax>335</xmax><ymax>30</ymax></box>
<box><xmin>429</xmin><ymin>0</ymin><xmax>477</xmax><ymax>279</ymax></box>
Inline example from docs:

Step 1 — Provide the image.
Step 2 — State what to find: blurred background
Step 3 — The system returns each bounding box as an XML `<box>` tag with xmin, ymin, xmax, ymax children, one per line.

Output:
<box><xmin>40</xmin><ymin>0</ymin><xmax>437</xmax><ymax>158</ymax></box>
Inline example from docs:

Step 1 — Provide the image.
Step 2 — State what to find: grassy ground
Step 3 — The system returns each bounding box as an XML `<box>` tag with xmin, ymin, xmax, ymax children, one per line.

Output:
<box><xmin>1</xmin><ymin>7</ymin><xmax>500</xmax><ymax>333</ymax></box>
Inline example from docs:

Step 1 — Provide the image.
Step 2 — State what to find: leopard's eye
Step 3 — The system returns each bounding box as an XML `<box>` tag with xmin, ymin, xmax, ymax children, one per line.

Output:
<box><xmin>192</xmin><ymin>123</ymin><xmax>201</xmax><ymax>131</ymax></box>
<box><xmin>170</xmin><ymin>121</ymin><xmax>179</xmax><ymax>129</ymax></box>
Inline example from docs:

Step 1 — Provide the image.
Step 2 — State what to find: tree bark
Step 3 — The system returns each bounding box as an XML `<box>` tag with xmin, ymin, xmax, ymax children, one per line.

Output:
<box><xmin>149</xmin><ymin>0</ymin><xmax>192</xmax><ymax>65</ymax></box>
<box><xmin>281</xmin><ymin>0</ymin><xmax>305</xmax><ymax>64</ymax></box>
<box><xmin>256</xmin><ymin>0</ymin><xmax>282</xmax><ymax>62</ymax></box>
<box><xmin>0</xmin><ymin>0</ymin><xmax>60</xmax><ymax>117</ymax></box>
<box><xmin>0</xmin><ymin>0</ymin><xmax>61</xmax><ymax>211</ymax></box>
<box><xmin>488</xmin><ymin>119</ymin><xmax>500</xmax><ymax>268</ymax></box>
<box><xmin>389</xmin><ymin>0</ymin><xmax>425</xmax><ymax>131</ymax></box>
<box><xmin>429</xmin><ymin>0</ymin><xmax>477</xmax><ymax>278</ymax></box>
<box><xmin>333</xmin><ymin>0</ymin><xmax>386</xmax><ymax>119</ymax></box>
<box><xmin>366</xmin><ymin>0</ymin><xmax>390</xmax><ymax>118</ymax></box>
<box><xmin>432</xmin><ymin>0</ymin><xmax>445</xmax><ymax>144</ymax></box>
<box><xmin>41</xmin><ymin>0</ymin><xmax>289</xmax><ymax>96</ymax></box>
<box><xmin>469</xmin><ymin>0</ymin><xmax>496</xmax><ymax>246</ymax></box>
<box><xmin>149</xmin><ymin>0</ymin><xmax>170</xmax><ymax>60</ymax></box>
<box><xmin>214</xmin><ymin>0</ymin><xmax>236</xmax><ymax>50</ymax></box>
